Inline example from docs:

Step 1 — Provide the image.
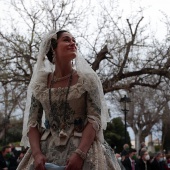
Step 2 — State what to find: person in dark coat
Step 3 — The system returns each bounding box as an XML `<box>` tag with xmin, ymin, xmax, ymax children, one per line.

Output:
<box><xmin>138</xmin><ymin>142</ymin><xmax>146</xmax><ymax>156</ymax></box>
<box><xmin>121</xmin><ymin>144</ymin><xmax>130</xmax><ymax>157</ymax></box>
<box><xmin>122</xmin><ymin>148</ymin><xmax>139</xmax><ymax>170</ymax></box>
<box><xmin>0</xmin><ymin>146</ymin><xmax>18</xmax><ymax>170</ymax></box>
<box><xmin>9</xmin><ymin>143</ymin><xmax>19</xmax><ymax>160</ymax></box>
<box><xmin>121</xmin><ymin>144</ymin><xmax>130</xmax><ymax>162</ymax></box>
<box><xmin>151</xmin><ymin>152</ymin><xmax>166</xmax><ymax>170</ymax></box>
<box><xmin>165</xmin><ymin>155</ymin><xmax>170</xmax><ymax>170</ymax></box>
<box><xmin>137</xmin><ymin>150</ymin><xmax>151</xmax><ymax>170</ymax></box>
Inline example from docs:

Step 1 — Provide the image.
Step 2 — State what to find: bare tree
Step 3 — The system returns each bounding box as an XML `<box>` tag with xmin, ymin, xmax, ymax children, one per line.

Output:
<box><xmin>0</xmin><ymin>82</ymin><xmax>25</xmax><ymax>140</ymax></box>
<box><xmin>0</xmin><ymin>0</ymin><xmax>170</xmax><ymax>146</ymax></box>
<box><xmin>0</xmin><ymin>0</ymin><xmax>90</xmax><ymax>138</ymax></box>
<box><xmin>79</xmin><ymin>2</ymin><xmax>170</xmax><ymax>150</ymax></box>
<box><xmin>127</xmin><ymin>86</ymin><xmax>169</xmax><ymax>151</ymax></box>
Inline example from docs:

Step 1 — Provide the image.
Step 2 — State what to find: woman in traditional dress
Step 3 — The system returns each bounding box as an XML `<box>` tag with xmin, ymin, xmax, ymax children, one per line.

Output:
<box><xmin>17</xmin><ymin>30</ymin><xmax>121</xmax><ymax>170</ymax></box>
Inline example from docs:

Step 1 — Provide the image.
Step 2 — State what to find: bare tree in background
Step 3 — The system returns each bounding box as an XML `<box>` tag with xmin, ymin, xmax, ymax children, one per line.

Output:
<box><xmin>0</xmin><ymin>0</ymin><xmax>170</xmax><ymax>146</ymax></box>
<box><xmin>0</xmin><ymin>82</ymin><xmax>25</xmax><ymax>140</ymax></box>
<box><xmin>0</xmin><ymin>0</ymin><xmax>91</xmax><ymax>140</ymax></box>
<box><xmin>83</xmin><ymin>1</ymin><xmax>170</xmax><ymax>151</ymax></box>
<box><xmin>78</xmin><ymin>1</ymin><xmax>170</xmax><ymax>150</ymax></box>
<box><xmin>128</xmin><ymin>85</ymin><xmax>170</xmax><ymax>152</ymax></box>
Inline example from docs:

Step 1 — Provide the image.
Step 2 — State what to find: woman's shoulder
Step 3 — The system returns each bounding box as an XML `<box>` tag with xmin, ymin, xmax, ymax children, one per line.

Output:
<box><xmin>78</xmin><ymin>72</ymin><xmax>101</xmax><ymax>90</ymax></box>
<box><xmin>31</xmin><ymin>71</ymin><xmax>51</xmax><ymax>96</ymax></box>
<box><xmin>78</xmin><ymin>71</ymin><xmax>99</xmax><ymax>82</ymax></box>
<box><xmin>37</xmin><ymin>71</ymin><xmax>51</xmax><ymax>85</ymax></box>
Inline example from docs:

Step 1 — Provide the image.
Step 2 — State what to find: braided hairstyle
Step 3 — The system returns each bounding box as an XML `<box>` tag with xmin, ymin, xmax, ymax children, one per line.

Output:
<box><xmin>46</xmin><ymin>30</ymin><xmax>68</xmax><ymax>63</ymax></box>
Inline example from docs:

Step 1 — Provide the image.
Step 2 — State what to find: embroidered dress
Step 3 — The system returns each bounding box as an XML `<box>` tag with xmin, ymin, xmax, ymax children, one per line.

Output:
<box><xmin>17</xmin><ymin>72</ymin><xmax>120</xmax><ymax>170</ymax></box>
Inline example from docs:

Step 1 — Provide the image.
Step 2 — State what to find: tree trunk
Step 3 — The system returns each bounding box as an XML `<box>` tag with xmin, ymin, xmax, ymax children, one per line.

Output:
<box><xmin>0</xmin><ymin>128</ymin><xmax>5</xmax><ymax>141</ymax></box>
<box><xmin>135</xmin><ymin>129</ymin><xmax>142</xmax><ymax>154</ymax></box>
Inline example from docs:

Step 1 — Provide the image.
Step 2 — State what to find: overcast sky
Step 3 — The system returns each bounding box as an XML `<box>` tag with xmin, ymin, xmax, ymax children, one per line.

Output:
<box><xmin>0</xmin><ymin>0</ymin><xmax>169</xmax><ymax>39</ymax></box>
<box><xmin>118</xmin><ymin>0</ymin><xmax>170</xmax><ymax>40</ymax></box>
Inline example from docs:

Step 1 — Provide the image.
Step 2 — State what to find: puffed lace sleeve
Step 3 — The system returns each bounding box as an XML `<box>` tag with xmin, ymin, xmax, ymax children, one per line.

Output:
<box><xmin>27</xmin><ymin>95</ymin><xmax>43</xmax><ymax>134</ymax></box>
<box><xmin>86</xmin><ymin>92</ymin><xmax>101</xmax><ymax>133</ymax></box>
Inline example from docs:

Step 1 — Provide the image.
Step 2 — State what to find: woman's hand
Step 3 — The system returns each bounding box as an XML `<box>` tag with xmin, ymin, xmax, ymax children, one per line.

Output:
<box><xmin>33</xmin><ymin>152</ymin><xmax>46</xmax><ymax>170</ymax></box>
<box><xmin>66</xmin><ymin>153</ymin><xmax>84</xmax><ymax>170</ymax></box>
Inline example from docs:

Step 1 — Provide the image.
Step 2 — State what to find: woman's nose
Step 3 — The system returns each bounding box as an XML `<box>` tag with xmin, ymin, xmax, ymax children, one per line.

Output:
<box><xmin>70</xmin><ymin>41</ymin><xmax>77</xmax><ymax>47</ymax></box>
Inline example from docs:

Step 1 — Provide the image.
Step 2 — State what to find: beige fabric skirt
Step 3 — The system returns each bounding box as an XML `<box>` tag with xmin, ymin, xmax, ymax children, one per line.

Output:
<box><xmin>17</xmin><ymin>136</ymin><xmax>120</xmax><ymax>170</ymax></box>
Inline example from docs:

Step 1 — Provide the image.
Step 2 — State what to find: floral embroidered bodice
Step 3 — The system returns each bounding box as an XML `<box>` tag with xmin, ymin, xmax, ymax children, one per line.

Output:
<box><xmin>27</xmin><ymin>73</ymin><xmax>101</xmax><ymax>146</ymax></box>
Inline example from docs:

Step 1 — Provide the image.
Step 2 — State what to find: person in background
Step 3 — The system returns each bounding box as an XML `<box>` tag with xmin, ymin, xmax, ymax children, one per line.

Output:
<box><xmin>116</xmin><ymin>153</ymin><xmax>126</xmax><ymax>170</ymax></box>
<box><xmin>138</xmin><ymin>142</ymin><xmax>147</xmax><ymax>156</ymax></box>
<box><xmin>0</xmin><ymin>146</ymin><xmax>18</xmax><ymax>170</ymax></box>
<box><xmin>149</xmin><ymin>153</ymin><xmax>155</xmax><ymax>164</ymax></box>
<box><xmin>0</xmin><ymin>146</ymin><xmax>10</xmax><ymax>170</ymax></box>
<box><xmin>121</xmin><ymin>144</ymin><xmax>130</xmax><ymax>161</ymax></box>
<box><xmin>151</xmin><ymin>152</ymin><xmax>166</xmax><ymax>170</ymax></box>
<box><xmin>160</xmin><ymin>154</ymin><xmax>167</xmax><ymax>170</ymax></box>
<box><xmin>9</xmin><ymin>144</ymin><xmax>19</xmax><ymax>160</ymax></box>
<box><xmin>137</xmin><ymin>150</ymin><xmax>151</xmax><ymax>170</ymax></box>
<box><xmin>138</xmin><ymin>148</ymin><xmax>147</xmax><ymax>159</ymax></box>
<box><xmin>16</xmin><ymin>151</ymin><xmax>26</xmax><ymax>164</ymax></box>
<box><xmin>122</xmin><ymin>148</ymin><xmax>139</xmax><ymax>170</ymax></box>
<box><xmin>165</xmin><ymin>155</ymin><xmax>170</xmax><ymax>170</ymax></box>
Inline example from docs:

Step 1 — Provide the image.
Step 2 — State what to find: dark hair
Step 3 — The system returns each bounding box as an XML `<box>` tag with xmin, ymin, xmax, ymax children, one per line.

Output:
<box><xmin>129</xmin><ymin>148</ymin><xmax>137</xmax><ymax>154</ymax></box>
<box><xmin>1</xmin><ymin>146</ymin><xmax>11</xmax><ymax>152</ymax></box>
<box><xmin>140</xmin><ymin>150</ymin><xmax>147</xmax><ymax>157</ymax></box>
<box><xmin>155</xmin><ymin>152</ymin><xmax>162</xmax><ymax>158</ymax></box>
<box><xmin>46</xmin><ymin>30</ymin><xmax>68</xmax><ymax>63</ymax></box>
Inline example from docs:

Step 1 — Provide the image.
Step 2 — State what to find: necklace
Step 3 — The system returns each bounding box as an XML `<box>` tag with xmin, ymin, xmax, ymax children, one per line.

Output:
<box><xmin>52</xmin><ymin>69</ymin><xmax>74</xmax><ymax>82</ymax></box>
<box><xmin>48</xmin><ymin>69</ymin><xmax>73</xmax><ymax>137</ymax></box>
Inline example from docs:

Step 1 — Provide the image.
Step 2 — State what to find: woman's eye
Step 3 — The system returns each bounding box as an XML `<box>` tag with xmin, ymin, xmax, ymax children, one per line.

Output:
<box><xmin>63</xmin><ymin>38</ymin><xmax>77</xmax><ymax>45</ymax></box>
<box><xmin>64</xmin><ymin>39</ymin><xmax>70</xmax><ymax>42</ymax></box>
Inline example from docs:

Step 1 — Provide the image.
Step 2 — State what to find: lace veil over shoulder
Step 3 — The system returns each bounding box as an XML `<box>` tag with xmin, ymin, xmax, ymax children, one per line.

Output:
<box><xmin>21</xmin><ymin>30</ymin><xmax>110</xmax><ymax>148</ymax></box>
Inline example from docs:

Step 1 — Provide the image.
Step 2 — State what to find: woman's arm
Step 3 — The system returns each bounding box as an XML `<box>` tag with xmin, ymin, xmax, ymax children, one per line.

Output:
<box><xmin>66</xmin><ymin>122</ymin><xmax>95</xmax><ymax>170</ymax></box>
<box><xmin>77</xmin><ymin>122</ymin><xmax>96</xmax><ymax>154</ymax></box>
<box><xmin>66</xmin><ymin>91</ymin><xmax>100</xmax><ymax>169</ymax></box>
<box><xmin>28</xmin><ymin>127</ymin><xmax>46</xmax><ymax>170</ymax></box>
<box><xmin>27</xmin><ymin>95</ymin><xmax>43</xmax><ymax>156</ymax></box>
<box><xmin>28</xmin><ymin>127</ymin><xmax>41</xmax><ymax>157</ymax></box>
<box><xmin>27</xmin><ymin>96</ymin><xmax>46</xmax><ymax>170</ymax></box>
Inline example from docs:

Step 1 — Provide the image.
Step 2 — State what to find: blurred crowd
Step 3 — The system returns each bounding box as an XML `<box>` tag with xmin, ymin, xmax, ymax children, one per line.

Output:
<box><xmin>116</xmin><ymin>142</ymin><xmax>170</xmax><ymax>170</ymax></box>
<box><xmin>0</xmin><ymin>144</ymin><xmax>26</xmax><ymax>170</ymax></box>
<box><xmin>1</xmin><ymin>142</ymin><xmax>170</xmax><ymax>170</ymax></box>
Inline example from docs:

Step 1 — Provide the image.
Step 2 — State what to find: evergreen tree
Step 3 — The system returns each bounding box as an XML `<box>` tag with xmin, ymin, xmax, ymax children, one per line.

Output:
<box><xmin>1</xmin><ymin>118</ymin><xmax>22</xmax><ymax>146</ymax></box>
<box><xmin>104</xmin><ymin>117</ymin><xmax>131</xmax><ymax>153</ymax></box>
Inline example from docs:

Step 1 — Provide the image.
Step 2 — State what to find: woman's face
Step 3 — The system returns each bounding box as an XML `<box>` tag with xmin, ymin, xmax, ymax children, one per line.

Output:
<box><xmin>55</xmin><ymin>32</ymin><xmax>77</xmax><ymax>64</ymax></box>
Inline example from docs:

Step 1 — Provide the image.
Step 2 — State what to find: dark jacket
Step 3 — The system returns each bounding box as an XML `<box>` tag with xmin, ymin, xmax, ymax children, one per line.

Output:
<box><xmin>122</xmin><ymin>157</ymin><xmax>139</xmax><ymax>170</ymax></box>
<box><xmin>151</xmin><ymin>158</ymin><xmax>166</xmax><ymax>170</ymax></box>
<box><xmin>121</xmin><ymin>149</ymin><xmax>129</xmax><ymax>157</ymax></box>
<box><xmin>165</xmin><ymin>160</ymin><xmax>170</xmax><ymax>170</ymax></box>
<box><xmin>0</xmin><ymin>152</ymin><xmax>7</xmax><ymax>169</ymax></box>
<box><xmin>0</xmin><ymin>152</ymin><xmax>18</xmax><ymax>170</ymax></box>
<box><xmin>137</xmin><ymin>158</ymin><xmax>151</xmax><ymax>170</ymax></box>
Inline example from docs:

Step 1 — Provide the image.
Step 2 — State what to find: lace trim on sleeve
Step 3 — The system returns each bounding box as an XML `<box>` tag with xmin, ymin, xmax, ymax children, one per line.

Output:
<box><xmin>26</xmin><ymin>120</ymin><xmax>44</xmax><ymax>137</ymax></box>
<box><xmin>27</xmin><ymin>121</ymin><xmax>41</xmax><ymax>132</ymax></box>
<box><xmin>88</xmin><ymin>116</ymin><xmax>101</xmax><ymax>132</ymax></box>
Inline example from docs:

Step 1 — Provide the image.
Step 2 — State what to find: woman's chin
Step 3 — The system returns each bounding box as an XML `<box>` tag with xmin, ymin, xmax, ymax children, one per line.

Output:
<box><xmin>70</xmin><ymin>52</ymin><xmax>77</xmax><ymax>58</ymax></box>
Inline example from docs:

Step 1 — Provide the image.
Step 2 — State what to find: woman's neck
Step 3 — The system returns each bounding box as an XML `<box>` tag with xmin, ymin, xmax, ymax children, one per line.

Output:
<box><xmin>54</xmin><ymin>63</ymin><xmax>73</xmax><ymax>78</ymax></box>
